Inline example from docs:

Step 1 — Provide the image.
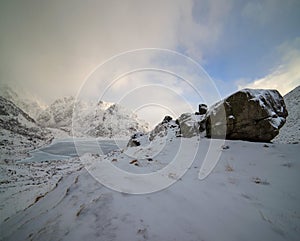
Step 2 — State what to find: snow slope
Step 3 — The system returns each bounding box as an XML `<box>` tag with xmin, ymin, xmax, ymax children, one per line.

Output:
<box><xmin>0</xmin><ymin>158</ymin><xmax>83</xmax><ymax>223</ymax></box>
<box><xmin>1</xmin><ymin>139</ymin><xmax>299</xmax><ymax>241</ymax></box>
<box><xmin>273</xmin><ymin>85</ymin><xmax>300</xmax><ymax>144</ymax></box>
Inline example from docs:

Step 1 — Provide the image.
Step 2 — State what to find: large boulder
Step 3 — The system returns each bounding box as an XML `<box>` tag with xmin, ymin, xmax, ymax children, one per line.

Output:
<box><xmin>205</xmin><ymin>89</ymin><xmax>288</xmax><ymax>142</ymax></box>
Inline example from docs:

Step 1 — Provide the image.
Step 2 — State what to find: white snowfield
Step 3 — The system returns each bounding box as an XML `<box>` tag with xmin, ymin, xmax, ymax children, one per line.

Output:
<box><xmin>1</xmin><ymin>139</ymin><xmax>299</xmax><ymax>241</ymax></box>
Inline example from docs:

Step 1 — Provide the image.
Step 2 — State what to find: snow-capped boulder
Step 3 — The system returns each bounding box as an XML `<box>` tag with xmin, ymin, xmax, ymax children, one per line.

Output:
<box><xmin>205</xmin><ymin>89</ymin><xmax>288</xmax><ymax>142</ymax></box>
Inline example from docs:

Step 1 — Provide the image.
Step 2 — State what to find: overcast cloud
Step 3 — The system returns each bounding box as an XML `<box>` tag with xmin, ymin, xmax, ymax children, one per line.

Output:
<box><xmin>0</xmin><ymin>0</ymin><xmax>299</xmax><ymax>125</ymax></box>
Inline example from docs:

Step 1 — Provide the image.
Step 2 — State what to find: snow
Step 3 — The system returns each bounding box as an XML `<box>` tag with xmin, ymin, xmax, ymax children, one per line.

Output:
<box><xmin>0</xmin><ymin>84</ymin><xmax>149</xmax><ymax>140</ymax></box>
<box><xmin>273</xmin><ymin>85</ymin><xmax>300</xmax><ymax>144</ymax></box>
<box><xmin>38</xmin><ymin>96</ymin><xmax>149</xmax><ymax>138</ymax></box>
<box><xmin>1</xmin><ymin>138</ymin><xmax>299</xmax><ymax>241</ymax></box>
<box><xmin>0</xmin><ymin>158</ymin><xmax>84</xmax><ymax>223</ymax></box>
<box><xmin>0</xmin><ymin>85</ymin><xmax>46</xmax><ymax>120</ymax></box>
<box><xmin>1</xmin><ymin>86</ymin><xmax>299</xmax><ymax>240</ymax></box>
<box><xmin>0</xmin><ymin>97</ymin><xmax>53</xmax><ymax>161</ymax></box>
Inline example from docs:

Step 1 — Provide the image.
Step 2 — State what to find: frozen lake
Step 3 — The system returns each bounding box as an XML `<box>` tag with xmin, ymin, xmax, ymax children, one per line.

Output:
<box><xmin>20</xmin><ymin>138</ymin><xmax>127</xmax><ymax>162</ymax></box>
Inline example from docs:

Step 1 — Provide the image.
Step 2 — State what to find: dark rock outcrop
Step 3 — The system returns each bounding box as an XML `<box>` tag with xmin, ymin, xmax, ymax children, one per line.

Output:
<box><xmin>198</xmin><ymin>104</ymin><xmax>208</xmax><ymax>115</ymax></box>
<box><xmin>162</xmin><ymin>115</ymin><xmax>173</xmax><ymax>124</ymax></box>
<box><xmin>205</xmin><ymin>89</ymin><xmax>288</xmax><ymax>142</ymax></box>
<box><xmin>127</xmin><ymin>132</ymin><xmax>145</xmax><ymax>147</ymax></box>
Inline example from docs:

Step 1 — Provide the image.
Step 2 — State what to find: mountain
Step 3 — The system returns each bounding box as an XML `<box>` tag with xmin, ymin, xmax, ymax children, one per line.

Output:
<box><xmin>0</xmin><ymin>84</ymin><xmax>149</xmax><ymax>139</ymax></box>
<box><xmin>0</xmin><ymin>85</ymin><xmax>46</xmax><ymax>120</ymax></box>
<box><xmin>0</xmin><ymin>97</ymin><xmax>53</xmax><ymax>161</ymax></box>
<box><xmin>273</xmin><ymin>85</ymin><xmax>300</xmax><ymax>143</ymax></box>
<box><xmin>37</xmin><ymin>97</ymin><xmax>149</xmax><ymax>138</ymax></box>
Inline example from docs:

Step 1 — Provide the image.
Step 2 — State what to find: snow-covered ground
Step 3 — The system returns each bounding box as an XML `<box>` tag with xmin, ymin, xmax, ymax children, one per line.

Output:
<box><xmin>1</xmin><ymin>138</ymin><xmax>299</xmax><ymax>241</ymax></box>
<box><xmin>0</xmin><ymin>158</ymin><xmax>84</xmax><ymax>224</ymax></box>
<box><xmin>1</xmin><ymin>85</ymin><xmax>299</xmax><ymax>240</ymax></box>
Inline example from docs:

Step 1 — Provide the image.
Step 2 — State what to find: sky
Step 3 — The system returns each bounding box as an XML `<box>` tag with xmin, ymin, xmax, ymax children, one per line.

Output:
<box><xmin>0</xmin><ymin>0</ymin><xmax>300</xmax><ymax>126</ymax></box>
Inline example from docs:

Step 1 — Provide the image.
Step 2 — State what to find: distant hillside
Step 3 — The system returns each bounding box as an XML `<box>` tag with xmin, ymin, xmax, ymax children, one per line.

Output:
<box><xmin>0</xmin><ymin>96</ymin><xmax>53</xmax><ymax>161</ymax></box>
<box><xmin>0</xmin><ymin>85</ymin><xmax>149</xmax><ymax>139</ymax></box>
<box><xmin>0</xmin><ymin>85</ymin><xmax>46</xmax><ymax>120</ymax></box>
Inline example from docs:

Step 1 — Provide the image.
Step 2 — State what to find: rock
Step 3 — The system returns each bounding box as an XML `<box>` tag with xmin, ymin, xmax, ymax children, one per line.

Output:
<box><xmin>149</xmin><ymin>116</ymin><xmax>179</xmax><ymax>141</ymax></box>
<box><xmin>199</xmin><ymin>104</ymin><xmax>208</xmax><ymax>115</ymax></box>
<box><xmin>127</xmin><ymin>132</ymin><xmax>145</xmax><ymax>147</ymax></box>
<box><xmin>162</xmin><ymin>115</ymin><xmax>173</xmax><ymax>124</ymax></box>
<box><xmin>205</xmin><ymin>89</ymin><xmax>288</xmax><ymax>142</ymax></box>
<box><xmin>176</xmin><ymin>113</ymin><xmax>202</xmax><ymax>138</ymax></box>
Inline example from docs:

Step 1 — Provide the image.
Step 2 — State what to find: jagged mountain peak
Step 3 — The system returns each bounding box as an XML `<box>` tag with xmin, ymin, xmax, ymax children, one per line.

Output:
<box><xmin>37</xmin><ymin>96</ymin><xmax>149</xmax><ymax>138</ymax></box>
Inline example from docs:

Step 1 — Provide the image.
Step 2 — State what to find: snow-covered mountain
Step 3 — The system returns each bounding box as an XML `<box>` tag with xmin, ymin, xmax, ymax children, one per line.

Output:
<box><xmin>0</xmin><ymin>85</ymin><xmax>46</xmax><ymax>120</ymax></box>
<box><xmin>273</xmin><ymin>85</ymin><xmax>300</xmax><ymax>144</ymax></box>
<box><xmin>0</xmin><ymin>84</ymin><xmax>149</xmax><ymax>139</ymax></box>
<box><xmin>37</xmin><ymin>96</ymin><xmax>149</xmax><ymax>138</ymax></box>
<box><xmin>0</xmin><ymin>97</ymin><xmax>53</xmax><ymax>161</ymax></box>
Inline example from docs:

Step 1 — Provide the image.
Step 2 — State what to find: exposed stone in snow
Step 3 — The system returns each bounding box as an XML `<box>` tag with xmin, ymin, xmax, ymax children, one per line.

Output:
<box><xmin>205</xmin><ymin>89</ymin><xmax>288</xmax><ymax>142</ymax></box>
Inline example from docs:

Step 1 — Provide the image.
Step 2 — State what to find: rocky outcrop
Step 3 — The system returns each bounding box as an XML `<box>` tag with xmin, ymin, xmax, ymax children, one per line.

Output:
<box><xmin>127</xmin><ymin>116</ymin><xmax>180</xmax><ymax>147</ymax></box>
<box><xmin>149</xmin><ymin>116</ymin><xmax>179</xmax><ymax>141</ymax></box>
<box><xmin>127</xmin><ymin>88</ymin><xmax>288</xmax><ymax>147</ymax></box>
<box><xmin>205</xmin><ymin>89</ymin><xmax>288</xmax><ymax>142</ymax></box>
<box><xmin>177</xmin><ymin>113</ymin><xmax>204</xmax><ymax>138</ymax></box>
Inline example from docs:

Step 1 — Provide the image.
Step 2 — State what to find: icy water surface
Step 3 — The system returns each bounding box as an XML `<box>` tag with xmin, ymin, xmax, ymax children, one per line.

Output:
<box><xmin>20</xmin><ymin>138</ymin><xmax>126</xmax><ymax>162</ymax></box>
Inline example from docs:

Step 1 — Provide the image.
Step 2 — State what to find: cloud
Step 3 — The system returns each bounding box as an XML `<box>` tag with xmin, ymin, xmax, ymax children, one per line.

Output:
<box><xmin>75</xmin><ymin>49</ymin><xmax>221</xmax><ymax>127</ymax></box>
<box><xmin>178</xmin><ymin>0</ymin><xmax>233</xmax><ymax>61</ymax></box>
<box><xmin>242</xmin><ymin>0</ymin><xmax>299</xmax><ymax>26</ymax></box>
<box><xmin>237</xmin><ymin>38</ymin><xmax>300</xmax><ymax>95</ymax></box>
<box><xmin>0</xmin><ymin>0</ymin><xmax>232</xmax><ymax>103</ymax></box>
